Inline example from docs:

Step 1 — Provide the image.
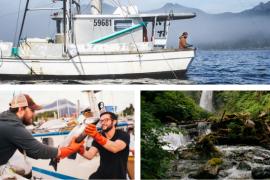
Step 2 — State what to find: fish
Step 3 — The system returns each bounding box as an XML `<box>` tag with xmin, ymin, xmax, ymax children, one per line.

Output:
<box><xmin>49</xmin><ymin>102</ymin><xmax>105</xmax><ymax>171</ymax></box>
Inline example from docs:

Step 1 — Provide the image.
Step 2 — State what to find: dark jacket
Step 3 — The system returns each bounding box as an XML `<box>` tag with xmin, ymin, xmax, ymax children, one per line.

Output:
<box><xmin>0</xmin><ymin>110</ymin><xmax>58</xmax><ymax>165</ymax></box>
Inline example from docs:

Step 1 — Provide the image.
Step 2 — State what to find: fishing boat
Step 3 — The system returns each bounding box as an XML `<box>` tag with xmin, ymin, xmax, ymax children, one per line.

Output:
<box><xmin>0</xmin><ymin>0</ymin><xmax>196</xmax><ymax>80</ymax></box>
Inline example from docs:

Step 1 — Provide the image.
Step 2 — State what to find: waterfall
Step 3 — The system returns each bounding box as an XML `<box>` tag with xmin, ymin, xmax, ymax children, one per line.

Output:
<box><xmin>162</xmin><ymin>132</ymin><xmax>189</xmax><ymax>151</ymax></box>
<box><xmin>200</xmin><ymin>91</ymin><xmax>214</xmax><ymax>112</ymax></box>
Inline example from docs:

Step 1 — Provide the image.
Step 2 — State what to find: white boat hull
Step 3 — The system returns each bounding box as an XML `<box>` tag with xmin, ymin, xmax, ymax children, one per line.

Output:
<box><xmin>29</xmin><ymin>135</ymin><xmax>99</xmax><ymax>179</ymax></box>
<box><xmin>0</xmin><ymin>49</ymin><xmax>195</xmax><ymax>79</ymax></box>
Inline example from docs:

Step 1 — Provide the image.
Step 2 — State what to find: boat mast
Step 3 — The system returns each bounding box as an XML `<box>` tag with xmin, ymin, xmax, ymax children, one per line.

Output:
<box><xmin>91</xmin><ymin>0</ymin><xmax>102</xmax><ymax>15</ymax></box>
<box><xmin>84</xmin><ymin>90</ymin><xmax>99</xmax><ymax>117</ymax></box>
<box><xmin>16</xmin><ymin>0</ymin><xmax>30</xmax><ymax>47</ymax></box>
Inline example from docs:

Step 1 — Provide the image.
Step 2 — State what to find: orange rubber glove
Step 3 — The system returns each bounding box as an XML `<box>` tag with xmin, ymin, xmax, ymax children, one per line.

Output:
<box><xmin>59</xmin><ymin>137</ymin><xmax>84</xmax><ymax>159</ymax></box>
<box><xmin>85</xmin><ymin>124</ymin><xmax>107</xmax><ymax>146</ymax></box>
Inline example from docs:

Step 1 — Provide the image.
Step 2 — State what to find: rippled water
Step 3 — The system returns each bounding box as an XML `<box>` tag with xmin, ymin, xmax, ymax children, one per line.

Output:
<box><xmin>1</xmin><ymin>49</ymin><xmax>270</xmax><ymax>84</ymax></box>
<box><xmin>187</xmin><ymin>49</ymin><xmax>270</xmax><ymax>84</ymax></box>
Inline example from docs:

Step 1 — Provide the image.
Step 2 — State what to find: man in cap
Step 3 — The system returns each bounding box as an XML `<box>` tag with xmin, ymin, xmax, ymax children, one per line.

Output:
<box><xmin>82</xmin><ymin>108</ymin><xmax>93</xmax><ymax>119</ymax></box>
<box><xmin>80</xmin><ymin>111</ymin><xmax>130</xmax><ymax>179</ymax></box>
<box><xmin>76</xmin><ymin>108</ymin><xmax>93</xmax><ymax>125</ymax></box>
<box><xmin>0</xmin><ymin>94</ymin><xmax>84</xmax><ymax>167</ymax></box>
<box><xmin>179</xmin><ymin>32</ymin><xmax>192</xmax><ymax>49</ymax></box>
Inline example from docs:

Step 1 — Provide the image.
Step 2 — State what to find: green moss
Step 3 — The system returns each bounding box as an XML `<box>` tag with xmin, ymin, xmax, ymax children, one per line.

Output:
<box><xmin>196</xmin><ymin>135</ymin><xmax>221</xmax><ymax>157</ymax></box>
<box><xmin>207</xmin><ymin>158</ymin><xmax>223</xmax><ymax>166</ymax></box>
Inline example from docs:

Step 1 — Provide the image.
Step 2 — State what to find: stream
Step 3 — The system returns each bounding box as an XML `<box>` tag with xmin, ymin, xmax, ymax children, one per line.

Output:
<box><xmin>162</xmin><ymin>123</ymin><xmax>270</xmax><ymax>179</ymax></box>
<box><xmin>160</xmin><ymin>91</ymin><xmax>270</xmax><ymax>179</ymax></box>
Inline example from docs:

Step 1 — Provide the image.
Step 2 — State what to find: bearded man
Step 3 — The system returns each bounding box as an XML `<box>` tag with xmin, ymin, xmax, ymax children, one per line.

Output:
<box><xmin>0</xmin><ymin>94</ymin><xmax>84</xmax><ymax>168</ymax></box>
<box><xmin>80</xmin><ymin>111</ymin><xmax>130</xmax><ymax>179</ymax></box>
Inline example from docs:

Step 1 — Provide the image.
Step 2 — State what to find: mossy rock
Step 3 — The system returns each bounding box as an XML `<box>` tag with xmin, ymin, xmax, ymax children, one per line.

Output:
<box><xmin>189</xmin><ymin>157</ymin><xmax>222</xmax><ymax>179</ymax></box>
<box><xmin>207</xmin><ymin>158</ymin><xmax>223</xmax><ymax>166</ymax></box>
<box><xmin>195</xmin><ymin>135</ymin><xmax>222</xmax><ymax>158</ymax></box>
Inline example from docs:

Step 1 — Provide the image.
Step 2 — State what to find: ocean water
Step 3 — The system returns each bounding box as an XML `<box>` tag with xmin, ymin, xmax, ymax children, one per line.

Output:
<box><xmin>187</xmin><ymin>49</ymin><xmax>270</xmax><ymax>84</ymax></box>
<box><xmin>1</xmin><ymin>49</ymin><xmax>270</xmax><ymax>85</ymax></box>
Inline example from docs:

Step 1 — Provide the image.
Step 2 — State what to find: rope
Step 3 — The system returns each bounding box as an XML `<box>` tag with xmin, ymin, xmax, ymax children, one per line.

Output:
<box><xmin>108</xmin><ymin>0</ymin><xmax>119</xmax><ymax>8</ymax></box>
<box><xmin>161</xmin><ymin>52</ymin><xmax>179</xmax><ymax>79</ymax></box>
<box><xmin>129</xmin><ymin>30</ymin><xmax>142</xmax><ymax>60</ymax></box>
<box><xmin>113</xmin><ymin>0</ymin><xmax>128</xmax><ymax>15</ymax></box>
<box><xmin>16</xmin><ymin>0</ymin><xmax>30</xmax><ymax>47</ymax></box>
<box><xmin>74</xmin><ymin>34</ymin><xmax>86</xmax><ymax>75</ymax></box>
<box><xmin>13</xmin><ymin>0</ymin><xmax>22</xmax><ymax>45</ymax></box>
<box><xmin>0</xmin><ymin>11</ymin><xmax>23</xmax><ymax>19</ymax></box>
<box><xmin>15</xmin><ymin>55</ymin><xmax>38</xmax><ymax>76</ymax></box>
<box><xmin>127</xmin><ymin>0</ymin><xmax>137</xmax><ymax>13</ymax></box>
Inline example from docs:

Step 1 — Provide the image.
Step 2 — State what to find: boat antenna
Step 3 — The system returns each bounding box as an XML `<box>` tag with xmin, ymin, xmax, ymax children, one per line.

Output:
<box><xmin>16</xmin><ymin>0</ymin><xmax>30</xmax><ymax>47</ymax></box>
<box><xmin>63</xmin><ymin>0</ymin><xmax>67</xmax><ymax>52</ymax></box>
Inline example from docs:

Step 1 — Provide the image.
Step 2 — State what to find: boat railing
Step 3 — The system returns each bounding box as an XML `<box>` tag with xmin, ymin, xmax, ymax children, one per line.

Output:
<box><xmin>33</xmin><ymin>121</ymin><xmax>130</xmax><ymax>137</ymax></box>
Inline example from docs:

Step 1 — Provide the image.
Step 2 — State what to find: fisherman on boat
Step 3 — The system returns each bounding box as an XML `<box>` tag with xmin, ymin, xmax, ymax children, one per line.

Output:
<box><xmin>0</xmin><ymin>94</ymin><xmax>84</xmax><ymax>174</ymax></box>
<box><xmin>80</xmin><ymin>111</ymin><xmax>130</xmax><ymax>179</ymax></box>
<box><xmin>179</xmin><ymin>32</ymin><xmax>192</xmax><ymax>49</ymax></box>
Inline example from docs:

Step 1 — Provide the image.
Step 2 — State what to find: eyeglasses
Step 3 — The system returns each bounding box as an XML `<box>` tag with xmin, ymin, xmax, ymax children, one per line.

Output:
<box><xmin>100</xmin><ymin>118</ymin><xmax>112</xmax><ymax>124</ymax></box>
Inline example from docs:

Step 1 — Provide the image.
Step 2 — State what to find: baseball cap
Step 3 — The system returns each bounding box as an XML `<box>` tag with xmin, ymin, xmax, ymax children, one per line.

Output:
<box><xmin>81</xmin><ymin>108</ymin><xmax>91</xmax><ymax>114</ymax></box>
<box><xmin>10</xmin><ymin>94</ymin><xmax>42</xmax><ymax>111</ymax></box>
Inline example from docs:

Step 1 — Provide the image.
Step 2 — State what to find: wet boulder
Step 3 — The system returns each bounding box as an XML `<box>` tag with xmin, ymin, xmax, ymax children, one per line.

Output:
<box><xmin>188</xmin><ymin>158</ymin><xmax>223</xmax><ymax>179</ymax></box>
<box><xmin>252</xmin><ymin>167</ymin><xmax>270</xmax><ymax>179</ymax></box>
<box><xmin>218</xmin><ymin>170</ymin><xmax>229</xmax><ymax>178</ymax></box>
<box><xmin>237</xmin><ymin>161</ymin><xmax>251</xmax><ymax>171</ymax></box>
<box><xmin>244</xmin><ymin>119</ymin><xmax>255</xmax><ymax>128</ymax></box>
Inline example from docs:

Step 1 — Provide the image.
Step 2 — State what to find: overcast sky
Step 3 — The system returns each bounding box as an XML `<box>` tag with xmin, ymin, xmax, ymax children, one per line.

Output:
<box><xmin>0</xmin><ymin>90</ymin><xmax>134</xmax><ymax>113</ymax></box>
<box><xmin>0</xmin><ymin>0</ymin><xmax>269</xmax><ymax>15</ymax></box>
<box><xmin>129</xmin><ymin>0</ymin><xmax>269</xmax><ymax>13</ymax></box>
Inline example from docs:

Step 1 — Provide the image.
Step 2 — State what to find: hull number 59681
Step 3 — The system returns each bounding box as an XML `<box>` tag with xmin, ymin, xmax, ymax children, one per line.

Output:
<box><xmin>93</xmin><ymin>19</ymin><xmax>112</xmax><ymax>26</ymax></box>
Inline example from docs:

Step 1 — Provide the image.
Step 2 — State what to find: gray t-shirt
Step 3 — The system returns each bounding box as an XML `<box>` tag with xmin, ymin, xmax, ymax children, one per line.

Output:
<box><xmin>0</xmin><ymin>110</ymin><xmax>58</xmax><ymax>165</ymax></box>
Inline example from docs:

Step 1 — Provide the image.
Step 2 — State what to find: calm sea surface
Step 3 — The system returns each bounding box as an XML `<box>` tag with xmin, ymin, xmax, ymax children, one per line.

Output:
<box><xmin>187</xmin><ymin>49</ymin><xmax>270</xmax><ymax>84</ymax></box>
<box><xmin>2</xmin><ymin>49</ymin><xmax>270</xmax><ymax>85</ymax></box>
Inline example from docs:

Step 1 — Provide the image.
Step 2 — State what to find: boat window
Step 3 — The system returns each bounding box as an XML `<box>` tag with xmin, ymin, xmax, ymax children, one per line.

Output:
<box><xmin>114</xmin><ymin>20</ymin><xmax>132</xmax><ymax>32</ymax></box>
<box><xmin>56</xmin><ymin>20</ymin><xmax>61</xmax><ymax>33</ymax></box>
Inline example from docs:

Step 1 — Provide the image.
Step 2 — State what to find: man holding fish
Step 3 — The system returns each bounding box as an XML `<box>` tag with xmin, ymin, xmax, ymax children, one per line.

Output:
<box><xmin>80</xmin><ymin>111</ymin><xmax>130</xmax><ymax>179</ymax></box>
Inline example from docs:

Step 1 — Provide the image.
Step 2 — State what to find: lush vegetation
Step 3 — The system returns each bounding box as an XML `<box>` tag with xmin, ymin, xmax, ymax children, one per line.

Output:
<box><xmin>141</xmin><ymin>91</ymin><xmax>208</xmax><ymax>178</ymax></box>
<box><xmin>214</xmin><ymin>91</ymin><xmax>270</xmax><ymax>119</ymax></box>
<box><xmin>141</xmin><ymin>91</ymin><xmax>270</xmax><ymax>179</ymax></box>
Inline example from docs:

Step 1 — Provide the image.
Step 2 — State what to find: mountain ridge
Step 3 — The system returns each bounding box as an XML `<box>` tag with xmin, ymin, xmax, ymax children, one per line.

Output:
<box><xmin>152</xmin><ymin>2</ymin><xmax>270</xmax><ymax>49</ymax></box>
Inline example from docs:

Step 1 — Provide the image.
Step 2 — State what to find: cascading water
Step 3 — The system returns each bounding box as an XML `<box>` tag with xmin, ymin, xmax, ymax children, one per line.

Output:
<box><xmin>197</xmin><ymin>121</ymin><xmax>211</xmax><ymax>136</ymax></box>
<box><xmin>162</xmin><ymin>132</ymin><xmax>190</xmax><ymax>151</ymax></box>
<box><xmin>200</xmin><ymin>91</ymin><xmax>214</xmax><ymax>112</ymax></box>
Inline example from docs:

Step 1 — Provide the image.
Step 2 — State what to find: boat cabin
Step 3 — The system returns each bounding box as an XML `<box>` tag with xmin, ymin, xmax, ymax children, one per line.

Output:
<box><xmin>52</xmin><ymin>10</ymin><xmax>196</xmax><ymax>48</ymax></box>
